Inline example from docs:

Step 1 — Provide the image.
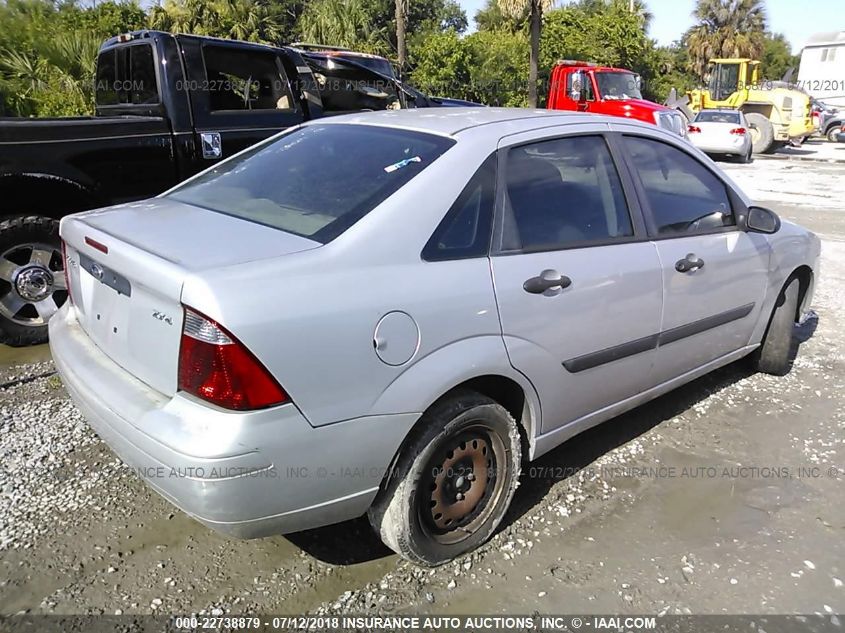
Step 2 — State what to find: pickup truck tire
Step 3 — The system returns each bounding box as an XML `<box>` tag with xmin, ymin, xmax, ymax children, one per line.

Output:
<box><xmin>827</xmin><ymin>126</ymin><xmax>842</xmax><ymax>142</ymax></box>
<box><xmin>368</xmin><ymin>390</ymin><xmax>522</xmax><ymax>566</ymax></box>
<box><xmin>749</xmin><ymin>278</ymin><xmax>800</xmax><ymax>376</ymax></box>
<box><xmin>745</xmin><ymin>113</ymin><xmax>774</xmax><ymax>154</ymax></box>
<box><xmin>0</xmin><ymin>216</ymin><xmax>67</xmax><ymax>347</ymax></box>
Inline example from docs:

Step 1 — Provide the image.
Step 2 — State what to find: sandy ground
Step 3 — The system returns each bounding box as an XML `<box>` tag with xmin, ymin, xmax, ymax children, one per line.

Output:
<box><xmin>0</xmin><ymin>155</ymin><xmax>843</xmax><ymax>619</ymax></box>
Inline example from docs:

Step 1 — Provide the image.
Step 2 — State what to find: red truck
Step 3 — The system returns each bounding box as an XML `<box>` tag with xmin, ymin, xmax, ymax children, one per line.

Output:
<box><xmin>548</xmin><ymin>60</ymin><xmax>687</xmax><ymax>137</ymax></box>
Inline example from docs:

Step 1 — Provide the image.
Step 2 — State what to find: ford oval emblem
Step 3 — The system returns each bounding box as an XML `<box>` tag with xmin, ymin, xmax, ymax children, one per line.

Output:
<box><xmin>90</xmin><ymin>263</ymin><xmax>104</xmax><ymax>281</ymax></box>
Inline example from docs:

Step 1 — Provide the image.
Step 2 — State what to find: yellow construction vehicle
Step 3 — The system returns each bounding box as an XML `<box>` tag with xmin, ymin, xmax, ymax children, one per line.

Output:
<box><xmin>667</xmin><ymin>58</ymin><xmax>816</xmax><ymax>154</ymax></box>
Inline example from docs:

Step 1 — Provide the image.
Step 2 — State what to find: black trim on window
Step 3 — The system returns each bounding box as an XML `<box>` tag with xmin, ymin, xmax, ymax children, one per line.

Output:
<box><xmin>563</xmin><ymin>303</ymin><xmax>756</xmax><ymax>373</ymax></box>
<box><xmin>422</xmin><ymin>153</ymin><xmax>496</xmax><ymax>262</ymax></box>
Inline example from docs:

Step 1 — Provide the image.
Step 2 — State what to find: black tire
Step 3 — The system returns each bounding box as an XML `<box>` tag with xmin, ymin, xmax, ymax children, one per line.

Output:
<box><xmin>745</xmin><ymin>112</ymin><xmax>774</xmax><ymax>154</ymax></box>
<box><xmin>368</xmin><ymin>390</ymin><xmax>522</xmax><ymax>566</ymax></box>
<box><xmin>827</xmin><ymin>126</ymin><xmax>841</xmax><ymax>143</ymax></box>
<box><xmin>749</xmin><ymin>278</ymin><xmax>800</xmax><ymax>376</ymax></box>
<box><xmin>0</xmin><ymin>215</ymin><xmax>66</xmax><ymax>347</ymax></box>
<box><xmin>738</xmin><ymin>145</ymin><xmax>753</xmax><ymax>164</ymax></box>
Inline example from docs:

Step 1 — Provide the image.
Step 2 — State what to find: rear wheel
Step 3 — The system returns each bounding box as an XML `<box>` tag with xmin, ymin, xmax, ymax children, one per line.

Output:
<box><xmin>0</xmin><ymin>216</ymin><xmax>68</xmax><ymax>347</ymax></box>
<box><xmin>738</xmin><ymin>145</ymin><xmax>753</xmax><ymax>164</ymax></box>
<box><xmin>827</xmin><ymin>126</ymin><xmax>841</xmax><ymax>142</ymax></box>
<box><xmin>368</xmin><ymin>391</ymin><xmax>521</xmax><ymax>566</ymax></box>
<box><xmin>745</xmin><ymin>112</ymin><xmax>774</xmax><ymax>154</ymax></box>
<box><xmin>749</xmin><ymin>278</ymin><xmax>800</xmax><ymax>376</ymax></box>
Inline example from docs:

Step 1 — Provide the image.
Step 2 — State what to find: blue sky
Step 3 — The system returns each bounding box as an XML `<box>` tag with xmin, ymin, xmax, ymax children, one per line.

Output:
<box><xmin>458</xmin><ymin>0</ymin><xmax>839</xmax><ymax>52</ymax></box>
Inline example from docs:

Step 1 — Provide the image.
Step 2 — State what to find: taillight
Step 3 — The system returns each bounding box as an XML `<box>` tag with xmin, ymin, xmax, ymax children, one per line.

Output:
<box><xmin>61</xmin><ymin>240</ymin><xmax>73</xmax><ymax>305</ymax></box>
<box><xmin>730</xmin><ymin>127</ymin><xmax>747</xmax><ymax>135</ymax></box>
<box><xmin>178</xmin><ymin>307</ymin><xmax>288</xmax><ymax>411</ymax></box>
<box><xmin>688</xmin><ymin>125</ymin><xmax>701</xmax><ymax>134</ymax></box>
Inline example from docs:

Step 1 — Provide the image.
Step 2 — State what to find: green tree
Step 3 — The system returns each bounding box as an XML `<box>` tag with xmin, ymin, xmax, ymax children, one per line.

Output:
<box><xmin>297</xmin><ymin>0</ymin><xmax>389</xmax><ymax>53</ymax></box>
<box><xmin>498</xmin><ymin>0</ymin><xmax>554</xmax><ymax>108</ymax></box>
<box><xmin>147</xmin><ymin>0</ymin><xmax>286</xmax><ymax>42</ymax></box>
<box><xmin>761</xmin><ymin>32</ymin><xmax>799</xmax><ymax>80</ymax></box>
<box><xmin>686</xmin><ymin>0</ymin><xmax>766</xmax><ymax>78</ymax></box>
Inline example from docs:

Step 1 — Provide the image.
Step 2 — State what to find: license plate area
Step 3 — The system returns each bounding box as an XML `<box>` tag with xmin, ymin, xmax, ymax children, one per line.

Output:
<box><xmin>79</xmin><ymin>253</ymin><xmax>131</xmax><ymax>297</ymax></box>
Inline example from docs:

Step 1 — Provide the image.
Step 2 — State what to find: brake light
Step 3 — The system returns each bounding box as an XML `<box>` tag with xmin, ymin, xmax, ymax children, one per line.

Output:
<box><xmin>178</xmin><ymin>307</ymin><xmax>288</xmax><ymax>410</ymax></box>
<box><xmin>730</xmin><ymin>127</ymin><xmax>747</xmax><ymax>135</ymax></box>
<box><xmin>688</xmin><ymin>125</ymin><xmax>701</xmax><ymax>134</ymax></box>
<box><xmin>61</xmin><ymin>240</ymin><xmax>73</xmax><ymax>305</ymax></box>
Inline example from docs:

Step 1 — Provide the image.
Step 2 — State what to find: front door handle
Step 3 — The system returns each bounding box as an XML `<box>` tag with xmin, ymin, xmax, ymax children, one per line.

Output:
<box><xmin>675</xmin><ymin>253</ymin><xmax>705</xmax><ymax>273</ymax></box>
<box><xmin>523</xmin><ymin>269</ymin><xmax>572</xmax><ymax>294</ymax></box>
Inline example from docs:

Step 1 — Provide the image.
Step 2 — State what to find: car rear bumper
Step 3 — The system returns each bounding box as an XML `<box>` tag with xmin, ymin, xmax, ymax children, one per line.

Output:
<box><xmin>49</xmin><ymin>305</ymin><xmax>419</xmax><ymax>538</ymax></box>
<box><xmin>691</xmin><ymin>138</ymin><xmax>749</xmax><ymax>155</ymax></box>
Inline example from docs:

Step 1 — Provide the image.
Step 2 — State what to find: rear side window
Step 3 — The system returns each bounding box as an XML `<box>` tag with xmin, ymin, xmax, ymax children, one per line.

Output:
<box><xmin>502</xmin><ymin>135</ymin><xmax>633</xmax><ymax>252</ymax></box>
<box><xmin>623</xmin><ymin>136</ymin><xmax>734</xmax><ymax>235</ymax></box>
<box><xmin>202</xmin><ymin>45</ymin><xmax>294</xmax><ymax>112</ymax></box>
<box><xmin>168</xmin><ymin>124</ymin><xmax>455</xmax><ymax>243</ymax></box>
<box><xmin>95</xmin><ymin>44</ymin><xmax>159</xmax><ymax>106</ymax></box>
<box><xmin>423</xmin><ymin>154</ymin><xmax>495</xmax><ymax>261</ymax></box>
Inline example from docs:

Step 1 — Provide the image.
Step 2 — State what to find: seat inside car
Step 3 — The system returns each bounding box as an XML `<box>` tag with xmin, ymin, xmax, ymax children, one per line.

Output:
<box><xmin>506</xmin><ymin>148</ymin><xmax>610</xmax><ymax>249</ymax></box>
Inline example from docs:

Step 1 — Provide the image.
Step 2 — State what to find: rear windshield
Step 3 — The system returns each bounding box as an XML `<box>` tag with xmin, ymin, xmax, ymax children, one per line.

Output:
<box><xmin>96</xmin><ymin>44</ymin><xmax>159</xmax><ymax>106</ymax></box>
<box><xmin>695</xmin><ymin>111</ymin><xmax>741</xmax><ymax>124</ymax></box>
<box><xmin>167</xmin><ymin>124</ymin><xmax>455</xmax><ymax>243</ymax></box>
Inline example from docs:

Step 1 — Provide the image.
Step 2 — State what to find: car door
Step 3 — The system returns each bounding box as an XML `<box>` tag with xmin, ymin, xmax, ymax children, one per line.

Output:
<box><xmin>181</xmin><ymin>38</ymin><xmax>305</xmax><ymax>168</ymax></box>
<box><xmin>620</xmin><ymin>133</ymin><xmax>771</xmax><ymax>384</ymax></box>
<box><xmin>489</xmin><ymin>127</ymin><xmax>663</xmax><ymax>435</ymax></box>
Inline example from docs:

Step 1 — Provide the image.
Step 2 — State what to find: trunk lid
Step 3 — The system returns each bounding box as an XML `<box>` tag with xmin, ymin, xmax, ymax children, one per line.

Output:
<box><xmin>61</xmin><ymin>198</ymin><xmax>320</xmax><ymax>396</ymax></box>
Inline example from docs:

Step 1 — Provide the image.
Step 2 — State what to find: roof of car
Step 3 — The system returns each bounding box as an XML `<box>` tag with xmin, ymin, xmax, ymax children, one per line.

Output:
<box><xmin>312</xmin><ymin>107</ymin><xmax>641</xmax><ymax>137</ymax></box>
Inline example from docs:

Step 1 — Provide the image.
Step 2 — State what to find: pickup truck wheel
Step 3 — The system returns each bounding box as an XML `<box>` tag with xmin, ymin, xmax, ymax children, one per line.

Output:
<box><xmin>827</xmin><ymin>126</ymin><xmax>841</xmax><ymax>142</ymax></box>
<box><xmin>368</xmin><ymin>391</ymin><xmax>521</xmax><ymax>566</ymax></box>
<box><xmin>749</xmin><ymin>278</ymin><xmax>800</xmax><ymax>376</ymax></box>
<box><xmin>0</xmin><ymin>216</ymin><xmax>67</xmax><ymax>347</ymax></box>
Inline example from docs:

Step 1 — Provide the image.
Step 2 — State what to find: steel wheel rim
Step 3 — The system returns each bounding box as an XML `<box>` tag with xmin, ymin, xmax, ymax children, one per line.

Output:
<box><xmin>0</xmin><ymin>242</ymin><xmax>67</xmax><ymax>327</ymax></box>
<box><xmin>419</xmin><ymin>424</ymin><xmax>508</xmax><ymax>545</ymax></box>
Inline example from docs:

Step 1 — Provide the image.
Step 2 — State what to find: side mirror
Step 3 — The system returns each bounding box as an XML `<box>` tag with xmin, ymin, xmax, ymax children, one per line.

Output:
<box><xmin>746</xmin><ymin>206</ymin><xmax>781</xmax><ymax>234</ymax></box>
<box><xmin>570</xmin><ymin>71</ymin><xmax>586</xmax><ymax>102</ymax></box>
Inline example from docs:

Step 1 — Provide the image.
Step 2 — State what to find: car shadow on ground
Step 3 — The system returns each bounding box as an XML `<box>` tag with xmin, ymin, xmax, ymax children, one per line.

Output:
<box><xmin>287</xmin><ymin>321</ymin><xmax>818</xmax><ymax>566</ymax></box>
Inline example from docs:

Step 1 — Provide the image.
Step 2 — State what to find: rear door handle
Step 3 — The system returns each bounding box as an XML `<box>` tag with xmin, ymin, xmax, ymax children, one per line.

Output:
<box><xmin>675</xmin><ymin>253</ymin><xmax>705</xmax><ymax>273</ymax></box>
<box><xmin>523</xmin><ymin>269</ymin><xmax>572</xmax><ymax>294</ymax></box>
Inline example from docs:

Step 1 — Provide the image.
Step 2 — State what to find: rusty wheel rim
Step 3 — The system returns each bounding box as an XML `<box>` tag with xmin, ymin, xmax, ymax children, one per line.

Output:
<box><xmin>419</xmin><ymin>425</ymin><xmax>507</xmax><ymax>545</ymax></box>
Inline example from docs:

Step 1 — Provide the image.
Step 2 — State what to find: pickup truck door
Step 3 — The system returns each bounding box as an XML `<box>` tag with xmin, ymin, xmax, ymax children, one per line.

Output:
<box><xmin>617</xmin><ymin>132</ymin><xmax>770</xmax><ymax>384</ymax></box>
<box><xmin>489</xmin><ymin>125</ymin><xmax>663</xmax><ymax>436</ymax></box>
<box><xmin>180</xmin><ymin>38</ymin><xmax>306</xmax><ymax>168</ymax></box>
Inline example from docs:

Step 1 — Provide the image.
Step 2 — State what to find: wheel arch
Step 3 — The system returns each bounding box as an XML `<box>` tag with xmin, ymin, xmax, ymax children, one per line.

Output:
<box><xmin>0</xmin><ymin>172</ymin><xmax>100</xmax><ymax>220</ymax></box>
<box><xmin>373</xmin><ymin>371</ymin><xmax>540</xmax><ymax>497</ymax></box>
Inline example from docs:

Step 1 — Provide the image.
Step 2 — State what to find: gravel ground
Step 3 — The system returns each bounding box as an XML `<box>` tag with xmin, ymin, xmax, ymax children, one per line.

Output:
<box><xmin>0</xmin><ymin>156</ymin><xmax>843</xmax><ymax>618</ymax></box>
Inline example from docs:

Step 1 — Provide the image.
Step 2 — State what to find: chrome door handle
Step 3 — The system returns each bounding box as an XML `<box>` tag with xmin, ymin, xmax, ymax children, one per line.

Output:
<box><xmin>675</xmin><ymin>253</ymin><xmax>705</xmax><ymax>273</ymax></box>
<box><xmin>523</xmin><ymin>269</ymin><xmax>572</xmax><ymax>294</ymax></box>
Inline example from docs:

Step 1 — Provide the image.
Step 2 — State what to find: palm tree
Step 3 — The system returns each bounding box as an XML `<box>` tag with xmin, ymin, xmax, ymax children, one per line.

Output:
<box><xmin>298</xmin><ymin>0</ymin><xmax>388</xmax><ymax>54</ymax></box>
<box><xmin>498</xmin><ymin>0</ymin><xmax>554</xmax><ymax>108</ymax></box>
<box><xmin>395</xmin><ymin>0</ymin><xmax>406</xmax><ymax>75</ymax></box>
<box><xmin>687</xmin><ymin>0</ymin><xmax>766</xmax><ymax>78</ymax></box>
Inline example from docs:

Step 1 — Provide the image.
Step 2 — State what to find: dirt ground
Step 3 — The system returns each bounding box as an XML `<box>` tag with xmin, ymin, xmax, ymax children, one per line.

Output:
<box><xmin>0</xmin><ymin>152</ymin><xmax>843</xmax><ymax>618</ymax></box>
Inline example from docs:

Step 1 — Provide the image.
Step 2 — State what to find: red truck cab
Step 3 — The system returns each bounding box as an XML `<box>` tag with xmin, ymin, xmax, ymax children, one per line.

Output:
<box><xmin>548</xmin><ymin>60</ymin><xmax>687</xmax><ymax>137</ymax></box>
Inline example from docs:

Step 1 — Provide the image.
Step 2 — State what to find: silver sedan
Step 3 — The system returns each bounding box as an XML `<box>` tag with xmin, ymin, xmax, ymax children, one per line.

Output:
<box><xmin>50</xmin><ymin>109</ymin><xmax>820</xmax><ymax>565</ymax></box>
<box><xmin>688</xmin><ymin>109</ymin><xmax>754</xmax><ymax>162</ymax></box>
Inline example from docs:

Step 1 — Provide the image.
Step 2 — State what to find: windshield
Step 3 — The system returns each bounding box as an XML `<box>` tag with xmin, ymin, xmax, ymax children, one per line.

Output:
<box><xmin>695</xmin><ymin>111</ymin><xmax>741</xmax><ymax>124</ymax></box>
<box><xmin>707</xmin><ymin>63</ymin><xmax>739</xmax><ymax>101</ymax></box>
<box><xmin>595</xmin><ymin>72</ymin><xmax>642</xmax><ymax>100</ymax></box>
<box><xmin>168</xmin><ymin>124</ymin><xmax>454</xmax><ymax>243</ymax></box>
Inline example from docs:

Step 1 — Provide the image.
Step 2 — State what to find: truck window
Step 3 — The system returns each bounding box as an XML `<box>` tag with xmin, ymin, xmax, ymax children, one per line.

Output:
<box><xmin>202</xmin><ymin>45</ymin><xmax>295</xmax><ymax>112</ymax></box>
<box><xmin>594</xmin><ymin>72</ymin><xmax>642</xmax><ymax>100</ymax></box>
<box><xmin>95</xmin><ymin>44</ymin><xmax>159</xmax><ymax>106</ymax></box>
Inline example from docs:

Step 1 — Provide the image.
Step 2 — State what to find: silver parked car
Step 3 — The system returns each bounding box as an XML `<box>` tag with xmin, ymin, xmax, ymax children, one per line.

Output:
<box><xmin>687</xmin><ymin>109</ymin><xmax>753</xmax><ymax>163</ymax></box>
<box><xmin>50</xmin><ymin>109</ymin><xmax>820</xmax><ymax>565</ymax></box>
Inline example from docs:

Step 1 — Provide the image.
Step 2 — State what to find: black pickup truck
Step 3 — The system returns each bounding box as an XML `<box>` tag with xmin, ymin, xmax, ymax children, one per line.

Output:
<box><xmin>0</xmin><ymin>30</ymin><xmax>473</xmax><ymax>346</ymax></box>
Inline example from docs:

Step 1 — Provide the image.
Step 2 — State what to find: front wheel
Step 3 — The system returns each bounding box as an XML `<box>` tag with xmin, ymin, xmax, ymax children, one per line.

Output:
<box><xmin>0</xmin><ymin>216</ymin><xmax>68</xmax><ymax>347</ymax></box>
<box><xmin>749</xmin><ymin>278</ymin><xmax>800</xmax><ymax>376</ymax></box>
<box><xmin>368</xmin><ymin>391</ymin><xmax>522</xmax><ymax>566</ymax></box>
<box><xmin>827</xmin><ymin>126</ymin><xmax>841</xmax><ymax>142</ymax></box>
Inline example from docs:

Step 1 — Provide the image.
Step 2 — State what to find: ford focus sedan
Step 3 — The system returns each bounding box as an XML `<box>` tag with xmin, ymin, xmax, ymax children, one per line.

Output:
<box><xmin>50</xmin><ymin>109</ymin><xmax>820</xmax><ymax>565</ymax></box>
